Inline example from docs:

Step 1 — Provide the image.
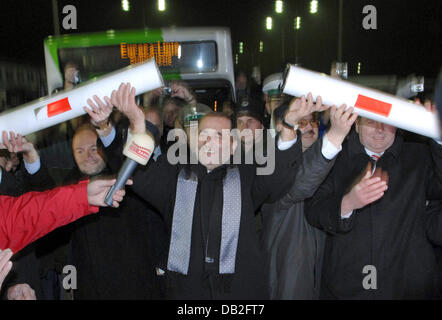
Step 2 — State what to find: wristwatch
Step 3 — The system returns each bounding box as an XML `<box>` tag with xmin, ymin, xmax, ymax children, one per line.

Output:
<box><xmin>93</xmin><ymin>119</ymin><xmax>111</xmax><ymax>131</ymax></box>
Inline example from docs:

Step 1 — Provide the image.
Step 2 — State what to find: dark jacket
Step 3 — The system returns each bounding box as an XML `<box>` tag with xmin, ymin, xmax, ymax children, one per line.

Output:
<box><xmin>63</xmin><ymin>166</ymin><xmax>161</xmax><ymax>300</ymax></box>
<box><xmin>428</xmin><ymin>200</ymin><xmax>442</xmax><ymax>291</ymax></box>
<box><xmin>305</xmin><ymin>131</ymin><xmax>442</xmax><ymax>299</ymax></box>
<box><xmin>261</xmin><ymin>137</ymin><xmax>336</xmax><ymax>299</ymax></box>
<box><xmin>130</xmin><ymin>135</ymin><xmax>302</xmax><ymax>299</ymax></box>
<box><xmin>100</xmin><ymin>120</ymin><xmax>169</xmax><ymax>270</ymax></box>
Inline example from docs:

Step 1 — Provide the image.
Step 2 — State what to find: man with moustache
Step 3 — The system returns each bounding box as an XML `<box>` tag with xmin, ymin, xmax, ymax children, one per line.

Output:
<box><xmin>305</xmin><ymin>101</ymin><xmax>442</xmax><ymax>299</ymax></box>
<box><xmin>261</xmin><ymin>102</ymin><xmax>358</xmax><ymax>299</ymax></box>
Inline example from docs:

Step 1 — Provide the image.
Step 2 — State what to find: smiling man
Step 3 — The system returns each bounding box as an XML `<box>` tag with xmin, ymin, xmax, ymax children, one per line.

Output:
<box><xmin>305</xmin><ymin>106</ymin><xmax>442</xmax><ymax>299</ymax></box>
<box><xmin>72</xmin><ymin>126</ymin><xmax>107</xmax><ymax>176</ymax></box>
<box><xmin>197</xmin><ymin>114</ymin><xmax>236</xmax><ymax>170</ymax></box>
<box><xmin>62</xmin><ymin>124</ymin><xmax>162</xmax><ymax>299</ymax></box>
<box><xmin>356</xmin><ymin>118</ymin><xmax>396</xmax><ymax>154</ymax></box>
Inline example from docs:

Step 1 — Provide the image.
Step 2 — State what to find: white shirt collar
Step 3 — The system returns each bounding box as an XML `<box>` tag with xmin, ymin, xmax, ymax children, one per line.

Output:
<box><xmin>364</xmin><ymin>147</ymin><xmax>384</xmax><ymax>160</ymax></box>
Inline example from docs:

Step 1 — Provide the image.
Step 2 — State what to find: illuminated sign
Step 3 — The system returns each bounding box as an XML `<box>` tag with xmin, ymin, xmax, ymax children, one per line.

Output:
<box><xmin>120</xmin><ymin>41</ymin><xmax>180</xmax><ymax>66</ymax></box>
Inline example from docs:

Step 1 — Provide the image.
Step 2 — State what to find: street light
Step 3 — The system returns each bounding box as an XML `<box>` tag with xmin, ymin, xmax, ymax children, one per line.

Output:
<box><xmin>310</xmin><ymin>1</ymin><xmax>318</xmax><ymax>14</ymax></box>
<box><xmin>266</xmin><ymin>17</ymin><xmax>273</xmax><ymax>30</ymax></box>
<box><xmin>122</xmin><ymin>0</ymin><xmax>130</xmax><ymax>11</ymax></box>
<box><xmin>158</xmin><ymin>0</ymin><xmax>166</xmax><ymax>12</ymax></box>
<box><xmin>294</xmin><ymin>16</ymin><xmax>301</xmax><ymax>30</ymax></box>
<box><xmin>275</xmin><ymin>1</ymin><xmax>283</xmax><ymax>14</ymax></box>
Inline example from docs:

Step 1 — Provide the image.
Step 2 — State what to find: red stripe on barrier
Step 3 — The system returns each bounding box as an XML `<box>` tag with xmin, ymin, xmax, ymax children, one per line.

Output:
<box><xmin>354</xmin><ymin>94</ymin><xmax>392</xmax><ymax>117</ymax></box>
<box><xmin>47</xmin><ymin>97</ymin><xmax>72</xmax><ymax>118</ymax></box>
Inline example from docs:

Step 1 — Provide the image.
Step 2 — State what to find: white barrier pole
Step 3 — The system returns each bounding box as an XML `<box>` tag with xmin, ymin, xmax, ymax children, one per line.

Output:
<box><xmin>0</xmin><ymin>59</ymin><xmax>164</xmax><ymax>143</ymax></box>
<box><xmin>283</xmin><ymin>65</ymin><xmax>441</xmax><ymax>140</ymax></box>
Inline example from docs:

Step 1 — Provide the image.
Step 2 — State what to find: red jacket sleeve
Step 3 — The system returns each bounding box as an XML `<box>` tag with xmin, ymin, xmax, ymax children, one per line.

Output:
<box><xmin>0</xmin><ymin>180</ymin><xmax>99</xmax><ymax>253</ymax></box>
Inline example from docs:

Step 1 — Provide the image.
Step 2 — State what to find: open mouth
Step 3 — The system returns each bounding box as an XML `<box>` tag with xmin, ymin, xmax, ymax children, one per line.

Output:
<box><xmin>204</xmin><ymin>150</ymin><xmax>217</xmax><ymax>158</ymax></box>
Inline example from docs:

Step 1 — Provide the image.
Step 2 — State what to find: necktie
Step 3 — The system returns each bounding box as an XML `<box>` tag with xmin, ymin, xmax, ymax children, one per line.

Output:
<box><xmin>370</xmin><ymin>154</ymin><xmax>379</xmax><ymax>175</ymax></box>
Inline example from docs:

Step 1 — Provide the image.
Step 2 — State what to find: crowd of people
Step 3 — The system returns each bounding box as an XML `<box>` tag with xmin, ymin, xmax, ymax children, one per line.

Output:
<box><xmin>0</xmin><ymin>65</ymin><xmax>441</xmax><ymax>300</ymax></box>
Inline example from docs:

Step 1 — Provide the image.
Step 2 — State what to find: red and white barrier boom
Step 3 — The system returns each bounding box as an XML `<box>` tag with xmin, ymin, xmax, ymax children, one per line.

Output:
<box><xmin>0</xmin><ymin>59</ymin><xmax>164</xmax><ymax>143</ymax></box>
<box><xmin>283</xmin><ymin>65</ymin><xmax>441</xmax><ymax>140</ymax></box>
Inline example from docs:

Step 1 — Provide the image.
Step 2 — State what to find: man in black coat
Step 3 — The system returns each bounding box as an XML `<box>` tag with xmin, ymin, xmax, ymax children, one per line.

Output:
<box><xmin>85</xmin><ymin>99</ymin><xmax>170</xmax><ymax>296</ymax></box>
<box><xmin>305</xmin><ymin>107</ymin><xmax>442</xmax><ymax>299</ymax></box>
<box><xmin>110</xmin><ymin>83</ymin><xmax>326</xmax><ymax>299</ymax></box>
<box><xmin>63</xmin><ymin>124</ymin><xmax>162</xmax><ymax>299</ymax></box>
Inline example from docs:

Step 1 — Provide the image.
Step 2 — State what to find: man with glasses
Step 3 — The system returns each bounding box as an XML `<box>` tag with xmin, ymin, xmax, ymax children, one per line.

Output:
<box><xmin>305</xmin><ymin>100</ymin><xmax>442</xmax><ymax>299</ymax></box>
<box><xmin>297</xmin><ymin>113</ymin><xmax>320</xmax><ymax>152</ymax></box>
<box><xmin>261</xmin><ymin>101</ymin><xmax>358</xmax><ymax>299</ymax></box>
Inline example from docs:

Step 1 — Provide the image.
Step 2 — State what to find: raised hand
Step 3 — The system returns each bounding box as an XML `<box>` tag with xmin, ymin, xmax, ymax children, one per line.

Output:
<box><xmin>326</xmin><ymin>104</ymin><xmax>359</xmax><ymax>148</ymax></box>
<box><xmin>285</xmin><ymin>93</ymin><xmax>330</xmax><ymax>126</ymax></box>
<box><xmin>83</xmin><ymin>95</ymin><xmax>113</xmax><ymax>129</ymax></box>
<box><xmin>415</xmin><ymin>98</ymin><xmax>441</xmax><ymax>140</ymax></box>
<box><xmin>171</xmin><ymin>80</ymin><xmax>196</xmax><ymax>105</ymax></box>
<box><xmin>415</xmin><ymin>98</ymin><xmax>437</xmax><ymax>114</ymax></box>
<box><xmin>110</xmin><ymin>83</ymin><xmax>145</xmax><ymax>134</ymax></box>
<box><xmin>0</xmin><ymin>131</ymin><xmax>39</xmax><ymax>164</ymax></box>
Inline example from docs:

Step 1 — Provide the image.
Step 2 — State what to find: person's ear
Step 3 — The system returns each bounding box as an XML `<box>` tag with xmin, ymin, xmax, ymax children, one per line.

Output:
<box><xmin>355</xmin><ymin>119</ymin><xmax>360</xmax><ymax>133</ymax></box>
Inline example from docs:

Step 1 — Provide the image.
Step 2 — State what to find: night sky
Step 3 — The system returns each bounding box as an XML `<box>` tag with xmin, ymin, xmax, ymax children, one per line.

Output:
<box><xmin>0</xmin><ymin>0</ymin><xmax>441</xmax><ymax>79</ymax></box>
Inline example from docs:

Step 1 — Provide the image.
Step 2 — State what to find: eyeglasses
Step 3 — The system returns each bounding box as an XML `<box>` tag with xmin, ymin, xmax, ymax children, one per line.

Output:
<box><xmin>298</xmin><ymin>119</ymin><xmax>319</xmax><ymax>128</ymax></box>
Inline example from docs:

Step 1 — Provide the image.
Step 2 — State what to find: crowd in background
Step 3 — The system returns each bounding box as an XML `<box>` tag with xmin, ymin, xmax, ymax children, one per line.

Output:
<box><xmin>0</xmin><ymin>63</ymin><xmax>441</xmax><ymax>300</ymax></box>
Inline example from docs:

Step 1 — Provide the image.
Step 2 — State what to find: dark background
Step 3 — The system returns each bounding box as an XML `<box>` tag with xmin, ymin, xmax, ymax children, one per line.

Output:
<box><xmin>0</xmin><ymin>0</ymin><xmax>440</xmax><ymax>78</ymax></box>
